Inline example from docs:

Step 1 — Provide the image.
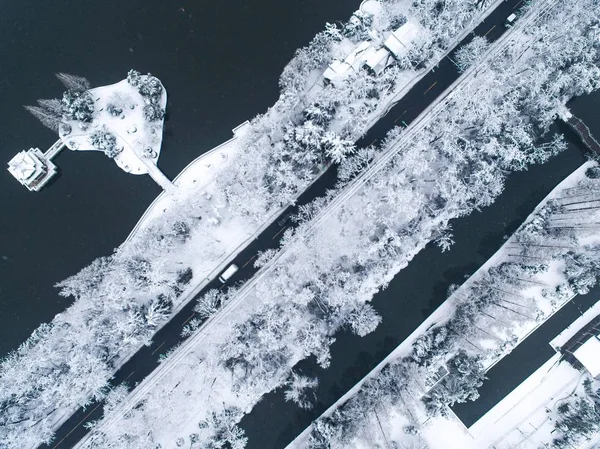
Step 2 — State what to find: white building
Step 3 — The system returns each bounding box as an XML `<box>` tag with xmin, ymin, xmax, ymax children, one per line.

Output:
<box><xmin>323</xmin><ymin>19</ymin><xmax>425</xmax><ymax>84</ymax></box>
<box><xmin>384</xmin><ymin>20</ymin><xmax>424</xmax><ymax>59</ymax></box>
<box><xmin>364</xmin><ymin>47</ymin><xmax>394</xmax><ymax>75</ymax></box>
<box><xmin>573</xmin><ymin>335</ymin><xmax>600</xmax><ymax>378</ymax></box>
<box><xmin>7</xmin><ymin>148</ymin><xmax>57</xmax><ymax>192</ymax></box>
<box><xmin>551</xmin><ymin>301</ymin><xmax>600</xmax><ymax>379</ymax></box>
<box><xmin>323</xmin><ymin>41</ymin><xmax>373</xmax><ymax>83</ymax></box>
<box><xmin>323</xmin><ymin>41</ymin><xmax>397</xmax><ymax>83</ymax></box>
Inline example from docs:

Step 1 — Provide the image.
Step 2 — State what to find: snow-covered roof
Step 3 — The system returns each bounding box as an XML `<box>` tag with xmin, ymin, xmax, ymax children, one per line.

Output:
<box><xmin>384</xmin><ymin>21</ymin><xmax>423</xmax><ymax>58</ymax></box>
<box><xmin>324</xmin><ymin>41</ymin><xmax>373</xmax><ymax>81</ymax></box>
<box><xmin>323</xmin><ymin>60</ymin><xmax>353</xmax><ymax>81</ymax></box>
<box><xmin>364</xmin><ymin>47</ymin><xmax>392</xmax><ymax>74</ymax></box>
<box><xmin>8</xmin><ymin>150</ymin><xmax>42</xmax><ymax>181</ymax></box>
<box><xmin>551</xmin><ymin>299</ymin><xmax>600</xmax><ymax>350</ymax></box>
<box><xmin>573</xmin><ymin>335</ymin><xmax>600</xmax><ymax>377</ymax></box>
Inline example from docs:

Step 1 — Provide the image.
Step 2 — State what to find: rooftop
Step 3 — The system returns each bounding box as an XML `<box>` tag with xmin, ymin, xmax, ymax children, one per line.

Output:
<box><xmin>384</xmin><ymin>20</ymin><xmax>423</xmax><ymax>58</ymax></box>
<box><xmin>573</xmin><ymin>335</ymin><xmax>600</xmax><ymax>377</ymax></box>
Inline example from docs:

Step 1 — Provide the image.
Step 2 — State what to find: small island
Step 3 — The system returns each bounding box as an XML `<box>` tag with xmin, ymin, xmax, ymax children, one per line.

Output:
<box><xmin>7</xmin><ymin>70</ymin><xmax>173</xmax><ymax>191</ymax></box>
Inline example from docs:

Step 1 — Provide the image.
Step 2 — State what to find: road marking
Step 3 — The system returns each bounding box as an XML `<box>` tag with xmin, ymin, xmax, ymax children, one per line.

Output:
<box><xmin>124</xmin><ymin>370</ymin><xmax>135</xmax><ymax>382</ymax></box>
<box><xmin>484</xmin><ymin>24</ymin><xmax>497</xmax><ymax>37</ymax></box>
<box><xmin>368</xmin><ymin>139</ymin><xmax>377</xmax><ymax>146</ymax></box>
<box><xmin>513</xmin><ymin>0</ymin><xmax>524</xmax><ymax>8</ymax></box>
<box><xmin>272</xmin><ymin>226</ymin><xmax>288</xmax><ymax>240</ymax></box>
<box><xmin>182</xmin><ymin>312</ymin><xmax>196</xmax><ymax>326</ymax></box>
<box><xmin>394</xmin><ymin>110</ymin><xmax>408</xmax><ymax>123</ymax></box>
<box><xmin>219</xmin><ymin>283</ymin><xmax>227</xmax><ymax>290</ymax></box>
<box><xmin>151</xmin><ymin>341</ymin><xmax>166</xmax><ymax>356</ymax></box>
<box><xmin>52</xmin><ymin>402</ymin><xmax>103</xmax><ymax>448</ymax></box>
<box><xmin>423</xmin><ymin>81</ymin><xmax>437</xmax><ymax>95</ymax></box>
<box><xmin>242</xmin><ymin>255</ymin><xmax>256</xmax><ymax>268</ymax></box>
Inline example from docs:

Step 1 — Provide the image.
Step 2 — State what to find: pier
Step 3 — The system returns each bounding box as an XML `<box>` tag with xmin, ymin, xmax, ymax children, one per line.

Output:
<box><xmin>7</xmin><ymin>139</ymin><xmax>65</xmax><ymax>191</ymax></box>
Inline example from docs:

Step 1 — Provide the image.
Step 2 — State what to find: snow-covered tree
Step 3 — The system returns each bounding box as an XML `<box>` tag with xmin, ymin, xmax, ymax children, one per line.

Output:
<box><xmin>144</xmin><ymin>296</ymin><xmax>172</xmax><ymax>327</ymax></box>
<box><xmin>422</xmin><ymin>351</ymin><xmax>486</xmax><ymax>416</ymax></box>
<box><xmin>346</xmin><ymin>303</ymin><xmax>382</xmax><ymax>337</ymax></box>
<box><xmin>194</xmin><ymin>289</ymin><xmax>227</xmax><ymax>320</ymax></box>
<box><xmin>143</xmin><ymin>103</ymin><xmax>165</xmax><ymax>122</ymax></box>
<box><xmin>56</xmin><ymin>72</ymin><xmax>91</xmax><ymax>92</ymax></box>
<box><xmin>322</xmin><ymin>131</ymin><xmax>356</xmax><ymax>163</ymax></box>
<box><xmin>284</xmin><ymin>371</ymin><xmax>319</xmax><ymax>409</ymax></box>
<box><xmin>62</xmin><ymin>89</ymin><xmax>95</xmax><ymax>122</ymax></box>
<box><xmin>127</xmin><ymin>69</ymin><xmax>163</xmax><ymax>104</ymax></box>
<box><xmin>23</xmin><ymin>104</ymin><xmax>62</xmax><ymax>132</ymax></box>
<box><xmin>454</xmin><ymin>36</ymin><xmax>489</xmax><ymax>73</ymax></box>
<box><xmin>90</xmin><ymin>127</ymin><xmax>119</xmax><ymax>157</ymax></box>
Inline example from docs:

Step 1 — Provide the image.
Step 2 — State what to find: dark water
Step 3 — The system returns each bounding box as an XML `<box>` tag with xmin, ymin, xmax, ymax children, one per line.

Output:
<box><xmin>0</xmin><ymin>0</ymin><xmax>358</xmax><ymax>357</ymax></box>
<box><xmin>239</xmin><ymin>88</ymin><xmax>600</xmax><ymax>448</ymax></box>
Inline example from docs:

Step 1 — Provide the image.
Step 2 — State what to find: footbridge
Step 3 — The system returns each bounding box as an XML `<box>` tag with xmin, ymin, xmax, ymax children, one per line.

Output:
<box><xmin>564</xmin><ymin>113</ymin><xmax>600</xmax><ymax>157</ymax></box>
<box><xmin>44</xmin><ymin>139</ymin><xmax>66</xmax><ymax>160</ymax></box>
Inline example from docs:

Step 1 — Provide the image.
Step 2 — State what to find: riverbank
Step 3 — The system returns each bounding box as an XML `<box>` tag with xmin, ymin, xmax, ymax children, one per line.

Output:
<box><xmin>287</xmin><ymin>160</ymin><xmax>600</xmax><ymax>449</ymax></box>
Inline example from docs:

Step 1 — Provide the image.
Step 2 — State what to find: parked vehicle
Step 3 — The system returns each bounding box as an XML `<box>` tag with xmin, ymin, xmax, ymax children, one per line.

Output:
<box><xmin>218</xmin><ymin>264</ymin><xmax>239</xmax><ymax>283</ymax></box>
<box><xmin>506</xmin><ymin>13</ymin><xmax>517</xmax><ymax>25</ymax></box>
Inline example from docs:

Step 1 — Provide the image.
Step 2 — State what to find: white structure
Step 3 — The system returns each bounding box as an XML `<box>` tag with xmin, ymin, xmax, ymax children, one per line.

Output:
<box><xmin>364</xmin><ymin>47</ymin><xmax>394</xmax><ymax>75</ymax></box>
<box><xmin>8</xmin><ymin>148</ymin><xmax>58</xmax><ymax>191</ymax></box>
<box><xmin>384</xmin><ymin>20</ymin><xmax>423</xmax><ymax>59</ymax></box>
<box><xmin>323</xmin><ymin>41</ymin><xmax>373</xmax><ymax>82</ymax></box>
<box><xmin>323</xmin><ymin>19</ymin><xmax>425</xmax><ymax>84</ymax></box>
<box><xmin>323</xmin><ymin>41</ymin><xmax>396</xmax><ymax>83</ymax></box>
<box><xmin>573</xmin><ymin>335</ymin><xmax>600</xmax><ymax>378</ymax></box>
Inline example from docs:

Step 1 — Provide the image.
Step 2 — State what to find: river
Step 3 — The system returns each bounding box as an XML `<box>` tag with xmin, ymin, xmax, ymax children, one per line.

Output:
<box><xmin>0</xmin><ymin>0</ymin><xmax>358</xmax><ymax>357</ymax></box>
<box><xmin>238</xmin><ymin>89</ymin><xmax>600</xmax><ymax>448</ymax></box>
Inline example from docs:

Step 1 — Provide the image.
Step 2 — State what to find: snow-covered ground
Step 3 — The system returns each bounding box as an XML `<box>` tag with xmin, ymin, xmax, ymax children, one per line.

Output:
<box><xmin>59</xmin><ymin>77</ymin><xmax>167</xmax><ymax>179</ymax></box>
<box><xmin>424</xmin><ymin>353</ymin><xmax>600</xmax><ymax>449</ymax></box>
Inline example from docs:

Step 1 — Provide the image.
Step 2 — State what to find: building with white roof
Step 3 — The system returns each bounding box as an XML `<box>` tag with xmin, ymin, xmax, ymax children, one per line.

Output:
<box><xmin>323</xmin><ymin>41</ymin><xmax>373</xmax><ymax>83</ymax></box>
<box><xmin>384</xmin><ymin>20</ymin><xmax>424</xmax><ymax>59</ymax></box>
<box><xmin>573</xmin><ymin>335</ymin><xmax>600</xmax><ymax>378</ymax></box>
<box><xmin>364</xmin><ymin>47</ymin><xmax>393</xmax><ymax>75</ymax></box>
<box><xmin>552</xmin><ymin>301</ymin><xmax>600</xmax><ymax>379</ymax></box>
<box><xmin>323</xmin><ymin>39</ymin><xmax>397</xmax><ymax>83</ymax></box>
<box><xmin>7</xmin><ymin>148</ymin><xmax>57</xmax><ymax>192</ymax></box>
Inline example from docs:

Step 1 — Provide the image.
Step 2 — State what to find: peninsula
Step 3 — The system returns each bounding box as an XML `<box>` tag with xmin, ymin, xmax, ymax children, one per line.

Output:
<box><xmin>7</xmin><ymin>71</ymin><xmax>173</xmax><ymax>191</ymax></box>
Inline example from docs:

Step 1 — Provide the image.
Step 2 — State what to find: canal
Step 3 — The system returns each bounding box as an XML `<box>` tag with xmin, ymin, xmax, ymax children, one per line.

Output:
<box><xmin>238</xmin><ymin>87</ymin><xmax>600</xmax><ymax>448</ymax></box>
<box><xmin>0</xmin><ymin>0</ymin><xmax>359</xmax><ymax>357</ymax></box>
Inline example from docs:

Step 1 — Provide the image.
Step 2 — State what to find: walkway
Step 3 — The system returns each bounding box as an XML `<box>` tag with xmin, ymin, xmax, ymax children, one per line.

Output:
<box><xmin>566</xmin><ymin>115</ymin><xmax>600</xmax><ymax>156</ymax></box>
<box><xmin>142</xmin><ymin>159</ymin><xmax>175</xmax><ymax>193</ymax></box>
<box><xmin>44</xmin><ymin>139</ymin><xmax>65</xmax><ymax>160</ymax></box>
